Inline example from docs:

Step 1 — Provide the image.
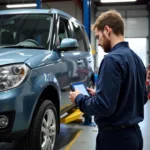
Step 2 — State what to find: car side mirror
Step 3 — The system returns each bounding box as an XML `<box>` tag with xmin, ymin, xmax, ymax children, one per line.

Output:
<box><xmin>57</xmin><ymin>38</ymin><xmax>78</xmax><ymax>51</ymax></box>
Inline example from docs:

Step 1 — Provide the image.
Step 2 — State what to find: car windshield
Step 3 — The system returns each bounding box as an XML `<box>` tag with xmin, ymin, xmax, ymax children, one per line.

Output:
<box><xmin>0</xmin><ymin>14</ymin><xmax>52</xmax><ymax>49</ymax></box>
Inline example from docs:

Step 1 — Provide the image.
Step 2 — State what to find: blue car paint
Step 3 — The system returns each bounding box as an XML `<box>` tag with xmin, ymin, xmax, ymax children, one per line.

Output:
<box><xmin>0</xmin><ymin>48</ymin><xmax>50</xmax><ymax>65</ymax></box>
<box><xmin>0</xmin><ymin>47</ymin><xmax>61</xmax><ymax>131</ymax></box>
<box><xmin>0</xmin><ymin>8</ymin><xmax>66</xmax><ymax>135</ymax></box>
<box><xmin>25</xmin><ymin>69</ymin><xmax>61</xmax><ymax>132</ymax></box>
<box><xmin>0</xmin><ymin>9</ymin><xmax>94</xmax><ymax>140</ymax></box>
<box><xmin>25</xmin><ymin>50</ymin><xmax>60</xmax><ymax>69</ymax></box>
<box><xmin>0</xmin><ymin>80</ymin><xmax>34</xmax><ymax>131</ymax></box>
<box><xmin>0</xmin><ymin>66</ymin><xmax>61</xmax><ymax>132</ymax></box>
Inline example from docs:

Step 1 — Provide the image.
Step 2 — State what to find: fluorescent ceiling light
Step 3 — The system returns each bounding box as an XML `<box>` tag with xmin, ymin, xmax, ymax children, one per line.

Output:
<box><xmin>6</xmin><ymin>3</ymin><xmax>37</xmax><ymax>8</ymax></box>
<box><xmin>101</xmin><ymin>0</ymin><xmax>136</xmax><ymax>3</ymax></box>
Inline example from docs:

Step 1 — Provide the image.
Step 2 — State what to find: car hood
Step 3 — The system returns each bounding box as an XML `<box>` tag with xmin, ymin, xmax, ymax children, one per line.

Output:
<box><xmin>0</xmin><ymin>48</ymin><xmax>49</xmax><ymax>66</ymax></box>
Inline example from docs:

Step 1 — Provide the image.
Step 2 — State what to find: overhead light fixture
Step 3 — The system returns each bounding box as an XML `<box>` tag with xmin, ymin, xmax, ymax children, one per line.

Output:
<box><xmin>6</xmin><ymin>3</ymin><xmax>37</xmax><ymax>8</ymax></box>
<box><xmin>101</xmin><ymin>0</ymin><xmax>136</xmax><ymax>3</ymax></box>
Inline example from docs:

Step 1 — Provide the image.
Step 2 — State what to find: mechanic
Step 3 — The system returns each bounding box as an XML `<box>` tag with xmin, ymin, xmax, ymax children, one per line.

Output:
<box><xmin>69</xmin><ymin>10</ymin><xmax>148</xmax><ymax>150</ymax></box>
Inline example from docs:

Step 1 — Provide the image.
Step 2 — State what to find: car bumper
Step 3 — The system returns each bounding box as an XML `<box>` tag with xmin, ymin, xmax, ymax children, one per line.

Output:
<box><xmin>0</xmin><ymin>81</ymin><xmax>37</xmax><ymax>136</ymax></box>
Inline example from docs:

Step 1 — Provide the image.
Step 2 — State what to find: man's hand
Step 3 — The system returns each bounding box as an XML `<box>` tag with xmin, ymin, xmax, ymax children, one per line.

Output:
<box><xmin>87</xmin><ymin>87</ymin><xmax>96</xmax><ymax>96</ymax></box>
<box><xmin>69</xmin><ymin>90</ymin><xmax>81</xmax><ymax>104</ymax></box>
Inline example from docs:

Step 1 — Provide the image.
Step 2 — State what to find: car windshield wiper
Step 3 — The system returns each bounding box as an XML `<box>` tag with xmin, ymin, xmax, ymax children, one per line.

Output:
<box><xmin>0</xmin><ymin>45</ymin><xmax>46</xmax><ymax>50</ymax></box>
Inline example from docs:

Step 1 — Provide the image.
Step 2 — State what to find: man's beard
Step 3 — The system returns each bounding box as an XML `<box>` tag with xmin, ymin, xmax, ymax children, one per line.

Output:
<box><xmin>102</xmin><ymin>34</ymin><xmax>111</xmax><ymax>53</ymax></box>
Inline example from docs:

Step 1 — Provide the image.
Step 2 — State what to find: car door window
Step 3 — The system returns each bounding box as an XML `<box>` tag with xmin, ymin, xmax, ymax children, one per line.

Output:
<box><xmin>72</xmin><ymin>23</ymin><xmax>87</xmax><ymax>52</ymax></box>
<box><xmin>57</xmin><ymin>18</ymin><xmax>81</xmax><ymax>108</ymax></box>
<box><xmin>81</xmin><ymin>27</ymin><xmax>90</xmax><ymax>52</ymax></box>
<box><xmin>57</xmin><ymin>19</ymin><xmax>71</xmax><ymax>47</ymax></box>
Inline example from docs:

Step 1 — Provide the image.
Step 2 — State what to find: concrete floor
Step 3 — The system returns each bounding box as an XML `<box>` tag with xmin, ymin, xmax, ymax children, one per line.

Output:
<box><xmin>0</xmin><ymin>101</ymin><xmax>150</xmax><ymax>150</ymax></box>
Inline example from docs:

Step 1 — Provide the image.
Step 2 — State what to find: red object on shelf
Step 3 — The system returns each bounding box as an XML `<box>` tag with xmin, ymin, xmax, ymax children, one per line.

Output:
<box><xmin>148</xmin><ymin>65</ymin><xmax>150</xmax><ymax>70</ymax></box>
<box><xmin>148</xmin><ymin>94</ymin><xmax>150</xmax><ymax>99</ymax></box>
<box><xmin>146</xmin><ymin>80</ymin><xmax>149</xmax><ymax>86</ymax></box>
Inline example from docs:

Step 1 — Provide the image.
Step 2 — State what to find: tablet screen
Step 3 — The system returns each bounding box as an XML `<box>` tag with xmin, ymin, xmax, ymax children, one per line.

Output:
<box><xmin>74</xmin><ymin>84</ymin><xmax>89</xmax><ymax>96</ymax></box>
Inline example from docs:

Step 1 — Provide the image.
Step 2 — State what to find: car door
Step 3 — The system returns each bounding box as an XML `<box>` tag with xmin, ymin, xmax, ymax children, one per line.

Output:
<box><xmin>71</xmin><ymin>22</ymin><xmax>94</xmax><ymax>86</ymax></box>
<box><xmin>55</xmin><ymin>17</ymin><xmax>81</xmax><ymax>110</ymax></box>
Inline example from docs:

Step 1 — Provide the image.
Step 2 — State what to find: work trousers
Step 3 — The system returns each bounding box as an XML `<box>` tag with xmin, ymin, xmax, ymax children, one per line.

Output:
<box><xmin>96</xmin><ymin>125</ymin><xmax>143</xmax><ymax>150</ymax></box>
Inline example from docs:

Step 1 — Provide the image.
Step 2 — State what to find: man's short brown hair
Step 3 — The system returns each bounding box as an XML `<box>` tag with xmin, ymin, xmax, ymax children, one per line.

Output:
<box><xmin>91</xmin><ymin>10</ymin><xmax>124</xmax><ymax>35</ymax></box>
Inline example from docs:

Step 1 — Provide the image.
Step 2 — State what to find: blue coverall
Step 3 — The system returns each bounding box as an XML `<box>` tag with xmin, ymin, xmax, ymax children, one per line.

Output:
<box><xmin>75</xmin><ymin>42</ymin><xmax>148</xmax><ymax>150</ymax></box>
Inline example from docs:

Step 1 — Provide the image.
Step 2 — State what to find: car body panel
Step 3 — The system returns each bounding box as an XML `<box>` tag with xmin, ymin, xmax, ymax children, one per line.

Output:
<box><xmin>0</xmin><ymin>48</ymin><xmax>49</xmax><ymax>65</ymax></box>
<box><xmin>59</xmin><ymin>51</ymin><xmax>81</xmax><ymax>107</ymax></box>
<box><xmin>0</xmin><ymin>9</ymin><xmax>94</xmax><ymax>141</ymax></box>
<box><xmin>0</xmin><ymin>68</ymin><xmax>61</xmax><ymax>132</ymax></box>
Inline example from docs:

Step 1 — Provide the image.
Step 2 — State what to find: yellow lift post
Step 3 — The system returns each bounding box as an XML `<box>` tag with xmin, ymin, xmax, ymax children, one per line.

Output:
<box><xmin>60</xmin><ymin>106</ymin><xmax>83</xmax><ymax>124</ymax></box>
<box><xmin>60</xmin><ymin>105</ymin><xmax>96</xmax><ymax>126</ymax></box>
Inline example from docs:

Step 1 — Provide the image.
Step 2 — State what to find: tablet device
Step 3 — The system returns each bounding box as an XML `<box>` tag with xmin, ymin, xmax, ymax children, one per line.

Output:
<box><xmin>70</xmin><ymin>82</ymin><xmax>90</xmax><ymax>96</ymax></box>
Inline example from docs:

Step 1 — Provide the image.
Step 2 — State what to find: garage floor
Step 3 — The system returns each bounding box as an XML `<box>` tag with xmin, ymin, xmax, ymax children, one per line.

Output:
<box><xmin>0</xmin><ymin>101</ymin><xmax>150</xmax><ymax>150</ymax></box>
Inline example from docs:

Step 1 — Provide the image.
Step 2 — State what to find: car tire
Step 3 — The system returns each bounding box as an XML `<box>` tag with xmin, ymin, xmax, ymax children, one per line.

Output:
<box><xmin>16</xmin><ymin>99</ymin><xmax>58</xmax><ymax>150</ymax></box>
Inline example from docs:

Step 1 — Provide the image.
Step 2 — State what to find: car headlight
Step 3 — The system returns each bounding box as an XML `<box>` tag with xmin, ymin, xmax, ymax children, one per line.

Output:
<box><xmin>0</xmin><ymin>64</ymin><xmax>30</xmax><ymax>91</ymax></box>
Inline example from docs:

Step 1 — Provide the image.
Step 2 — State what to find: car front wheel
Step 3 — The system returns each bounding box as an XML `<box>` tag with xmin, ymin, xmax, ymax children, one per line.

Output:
<box><xmin>16</xmin><ymin>100</ymin><xmax>58</xmax><ymax>150</ymax></box>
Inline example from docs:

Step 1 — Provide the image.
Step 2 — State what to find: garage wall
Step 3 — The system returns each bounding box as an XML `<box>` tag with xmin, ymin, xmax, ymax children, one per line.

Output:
<box><xmin>95</xmin><ymin>5</ymin><xmax>149</xmax><ymax>67</ymax></box>
<box><xmin>42</xmin><ymin>1</ymin><xmax>83</xmax><ymax>23</ymax></box>
<box><xmin>125</xmin><ymin>17</ymin><xmax>148</xmax><ymax>38</ymax></box>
